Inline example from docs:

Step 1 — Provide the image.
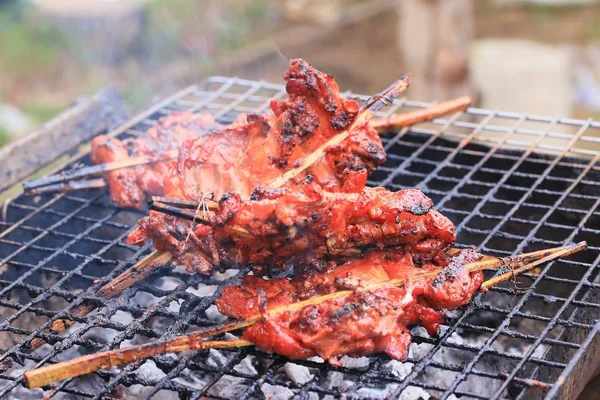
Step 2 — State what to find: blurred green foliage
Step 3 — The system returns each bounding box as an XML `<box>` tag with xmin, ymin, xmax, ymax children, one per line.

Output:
<box><xmin>0</xmin><ymin>126</ymin><xmax>9</xmax><ymax>147</ymax></box>
<box><xmin>0</xmin><ymin>2</ymin><xmax>73</xmax><ymax>82</ymax></box>
<box><xmin>146</xmin><ymin>0</ymin><xmax>271</xmax><ymax>55</ymax></box>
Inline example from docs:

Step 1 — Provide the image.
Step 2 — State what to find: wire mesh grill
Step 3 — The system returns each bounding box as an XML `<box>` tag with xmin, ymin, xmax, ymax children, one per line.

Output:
<box><xmin>0</xmin><ymin>77</ymin><xmax>599</xmax><ymax>399</ymax></box>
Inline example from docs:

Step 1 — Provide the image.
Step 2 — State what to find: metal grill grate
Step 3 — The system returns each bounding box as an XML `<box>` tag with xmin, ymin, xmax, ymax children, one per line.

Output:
<box><xmin>0</xmin><ymin>77</ymin><xmax>599</xmax><ymax>399</ymax></box>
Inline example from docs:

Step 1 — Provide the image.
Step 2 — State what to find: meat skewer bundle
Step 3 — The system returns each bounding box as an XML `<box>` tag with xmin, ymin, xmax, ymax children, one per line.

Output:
<box><xmin>216</xmin><ymin>248</ymin><xmax>484</xmax><ymax>363</ymax></box>
<box><xmin>23</xmin><ymin>59</ymin><xmax>401</xmax><ymax>206</ymax></box>
<box><xmin>18</xmin><ymin>60</ymin><xmax>586</xmax><ymax>390</ymax></box>
<box><xmin>16</xmin><ymin>60</ymin><xmax>412</xmax><ymax>359</ymax></box>
<box><xmin>138</xmin><ymin>183</ymin><xmax>455</xmax><ymax>273</ymax></box>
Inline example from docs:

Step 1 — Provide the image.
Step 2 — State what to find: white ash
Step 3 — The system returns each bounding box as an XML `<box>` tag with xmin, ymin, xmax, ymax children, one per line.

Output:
<box><xmin>399</xmin><ymin>386</ymin><xmax>431</xmax><ymax>400</ymax></box>
<box><xmin>173</xmin><ymin>265</ymin><xmax>188</xmax><ymax>274</ymax></box>
<box><xmin>80</xmin><ymin>326</ymin><xmax>121</xmax><ymax>347</ymax></box>
<box><xmin>47</xmin><ymin>340</ymin><xmax>90</xmax><ymax>363</ymax></box>
<box><xmin>122</xmin><ymin>386</ymin><xmax>175</xmax><ymax>400</ymax></box>
<box><xmin>136</xmin><ymin>360</ymin><xmax>166</xmax><ymax>381</ymax></box>
<box><xmin>185</xmin><ymin>283</ymin><xmax>217</xmax><ymax>297</ymax></box>
<box><xmin>323</xmin><ymin>371</ymin><xmax>355</xmax><ymax>392</ymax></box>
<box><xmin>166</xmin><ymin>299</ymin><xmax>182</xmax><ymax>313</ymax></box>
<box><xmin>130</xmin><ymin>290</ymin><xmax>163</xmax><ymax>307</ymax></box>
<box><xmin>408</xmin><ymin>341</ymin><xmax>432</xmax><ymax>362</ymax></box>
<box><xmin>324</xmin><ymin>371</ymin><xmax>344</xmax><ymax>389</ymax></box>
<box><xmin>172</xmin><ymin>368</ymin><xmax>209</xmax><ymax>390</ymax></box>
<box><xmin>154</xmin><ymin>276</ymin><xmax>185</xmax><ymax>291</ymax></box>
<box><xmin>356</xmin><ymin>384</ymin><xmax>399</xmax><ymax>399</ymax></box>
<box><xmin>308</xmin><ymin>392</ymin><xmax>321</xmax><ymax>400</ymax></box>
<box><xmin>206</xmin><ymin>349</ymin><xmax>229</xmax><ymax>369</ymax></box>
<box><xmin>204</xmin><ymin>304</ymin><xmax>228</xmax><ymax>323</ymax></box>
<box><xmin>261</xmin><ymin>382</ymin><xmax>295</xmax><ymax>400</ymax></box>
<box><xmin>284</xmin><ymin>362</ymin><xmax>314</xmax><ymax>384</ymax></box>
<box><xmin>384</xmin><ymin>360</ymin><xmax>413</xmax><ymax>379</ymax></box>
<box><xmin>208</xmin><ymin>375</ymin><xmax>252</xmax><ymax>398</ymax></box>
<box><xmin>213</xmin><ymin>269</ymin><xmax>241</xmax><ymax>281</ymax></box>
<box><xmin>234</xmin><ymin>356</ymin><xmax>259</xmax><ymax>375</ymax></box>
<box><xmin>223</xmin><ymin>332</ymin><xmax>240</xmax><ymax>341</ymax></box>
<box><xmin>109</xmin><ymin>310</ymin><xmax>134</xmax><ymax>325</ymax></box>
<box><xmin>339</xmin><ymin>355</ymin><xmax>370</xmax><ymax>369</ymax></box>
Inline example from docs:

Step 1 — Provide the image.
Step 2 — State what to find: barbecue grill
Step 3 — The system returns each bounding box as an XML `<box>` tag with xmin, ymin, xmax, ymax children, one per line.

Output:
<box><xmin>0</xmin><ymin>77</ymin><xmax>599</xmax><ymax>399</ymax></box>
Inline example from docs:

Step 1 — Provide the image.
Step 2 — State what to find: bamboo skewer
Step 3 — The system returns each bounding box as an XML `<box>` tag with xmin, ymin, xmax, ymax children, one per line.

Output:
<box><xmin>24</xmin><ymin>178</ymin><xmax>107</xmax><ymax>196</ymax></box>
<box><xmin>370</xmin><ymin>96</ymin><xmax>472</xmax><ymax>131</ymax></box>
<box><xmin>23</xmin><ymin>242</ymin><xmax>585</xmax><ymax>389</ymax></box>
<box><xmin>24</xmin><ymin>339</ymin><xmax>253</xmax><ymax>389</ymax></box>
<box><xmin>22</xmin><ymin>151</ymin><xmax>177</xmax><ymax>194</ymax></box>
<box><xmin>23</xmin><ymin>251</ymin><xmax>173</xmax><ymax>357</ymax></box>
<box><xmin>480</xmin><ymin>242</ymin><xmax>586</xmax><ymax>291</ymax></box>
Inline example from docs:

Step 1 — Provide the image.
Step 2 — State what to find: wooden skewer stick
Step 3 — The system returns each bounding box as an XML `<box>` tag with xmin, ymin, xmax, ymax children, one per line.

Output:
<box><xmin>370</xmin><ymin>96</ymin><xmax>472</xmax><ymax>131</ymax></box>
<box><xmin>23</xmin><ymin>151</ymin><xmax>177</xmax><ymax>193</ymax></box>
<box><xmin>24</xmin><ymin>178</ymin><xmax>107</xmax><ymax>196</ymax></box>
<box><xmin>268</xmin><ymin>74</ymin><xmax>411</xmax><ymax>189</ymax></box>
<box><xmin>480</xmin><ymin>241</ymin><xmax>587</xmax><ymax>291</ymax></box>
<box><xmin>23</xmin><ymin>251</ymin><xmax>173</xmax><ymax>356</ymax></box>
<box><xmin>24</xmin><ymin>339</ymin><xmax>253</xmax><ymax>389</ymax></box>
<box><xmin>23</xmin><ymin>243</ymin><xmax>584</xmax><ymax>389</ymax></box>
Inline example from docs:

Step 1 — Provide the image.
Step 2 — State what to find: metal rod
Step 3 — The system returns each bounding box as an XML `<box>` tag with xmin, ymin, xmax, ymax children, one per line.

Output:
<box><xmin>23</xmin><ymin>152</ymin><xmax>176</xmax><ymax>192</ymax></box>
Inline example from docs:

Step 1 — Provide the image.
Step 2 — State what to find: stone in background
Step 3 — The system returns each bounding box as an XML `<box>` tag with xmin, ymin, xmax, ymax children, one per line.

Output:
<box><xmin>470</xmin><ymin>39</ymin><xmax>573</xmax><ymax>116</ymax></box>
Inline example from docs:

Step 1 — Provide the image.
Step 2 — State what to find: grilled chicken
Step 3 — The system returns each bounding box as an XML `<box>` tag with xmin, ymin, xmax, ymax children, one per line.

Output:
<box><xmin>90</xmin><ymin>112</ymin><xmax>220</xmax><ymax>208</ymax></box>
<box><xmin>127</xmin><ymin>182</ymin><xmax>455</xmax><ymax>274</ymax></box>
<box><xmin>216</xmin><ymin>249</ymin><xmax>483</xmax><ymax>364</ymax></box>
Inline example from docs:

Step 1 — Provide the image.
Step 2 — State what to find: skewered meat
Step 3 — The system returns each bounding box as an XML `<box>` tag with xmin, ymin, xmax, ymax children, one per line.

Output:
<box><xmin>90</xmin><ymin>113</ymin><xmax>220</xmax><ymax>208</ymax></box>
<box><xmin>91</xmin><ymin>58</ymin><xmax>386</xmax><ymax>208</ymax></box>
<box><xmin>216</xmin><ymin>248</ymin><xmax>483</xmax><ymax>364</ymax></box>
<box><xmin>169</xmin><ymin>58</ymin><xmax>385</xmax><ymax>200</ymax></box>
<box><xmin>126</xmin><ymin>59</ymin><xmax>393</xmax><ymax>272</ymax></box>
<box><xmin>127</xmin><ymin>182</ymin><xmax>455</xmax><ymax>273</ymax></box>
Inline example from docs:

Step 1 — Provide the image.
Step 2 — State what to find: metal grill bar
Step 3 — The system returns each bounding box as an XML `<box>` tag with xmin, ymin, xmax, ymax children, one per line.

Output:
<box><xmin>423</xmin><ymin>122</ymin><xmax>598</xmax><ymax>399</ymax></box>
<box><xmin>0</xmin><ymin>76</ymin><xmax>598</xmax><ymax>399</ymax></box>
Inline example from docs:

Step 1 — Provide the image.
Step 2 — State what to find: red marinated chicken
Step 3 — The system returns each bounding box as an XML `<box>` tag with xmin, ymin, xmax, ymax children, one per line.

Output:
<box><xmin>91</xmin><ymin>112</ymin><xmax>220</xmax><ymax>208</ymax></box>
<box><xmin>92</xmin><ymin>58</ymin><xmax>385</xmax><ymax>208</ymax></box>
<box><xmin>171</xmin><ymin>58</ymin><xmax>385</xmax><ymax>201</ymax></box>
<box><xmin>127</xmin><ymin>182</ymin><xmax>455</xmax><ymax>273</ymax></box>
<box><xmin>127</xmin><ymin>59</ymin><xmax>390</xmax><ymax>271</ymax></box>
<box><xmin>216</xmin><ymin>249</ymin><xmax>483</xmax><ymax>364</ymax></box>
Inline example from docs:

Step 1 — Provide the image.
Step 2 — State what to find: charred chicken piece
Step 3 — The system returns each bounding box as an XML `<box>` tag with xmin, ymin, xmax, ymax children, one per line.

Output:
<box><xmin>90</xmin><ymin>112</ymin><xmax>220</xmax><ymax>208</ymax></box>
<box><xmin>127</xmin><ymin>183</ymin><xmax>456</xmax><ymax>274</ymax></box>
<box><xmin>171</xmin><ymin>58</ymin><xmax>385</xmax><ymax>201</ymax></box>
<box><xmin>216</xmin><ymin>249</ymin><xmax>483</xmax><ymax>364</ymax></box>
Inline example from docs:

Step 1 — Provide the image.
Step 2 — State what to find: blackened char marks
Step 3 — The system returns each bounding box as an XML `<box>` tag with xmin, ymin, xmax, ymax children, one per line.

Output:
<box><xmin>283</xmin><ymin>58</ymin><xmax>358</xmax><ymax>131</ymax></box>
